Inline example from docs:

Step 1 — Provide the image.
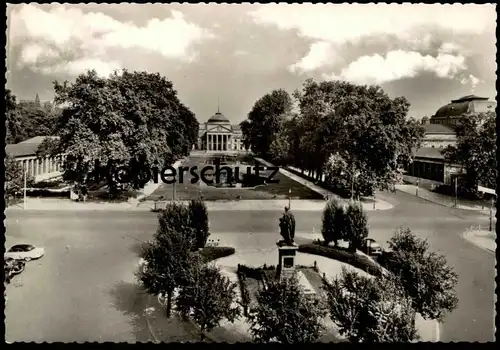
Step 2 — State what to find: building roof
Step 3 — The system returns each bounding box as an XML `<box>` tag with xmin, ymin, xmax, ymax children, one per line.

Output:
<box><xmin>208</xmin><ymin>111</ymin><xmax>230</xmax><ymax>123</ymax></box>
<box><xmin>422</xmin><ymin>123</ymin><xmax>455</xmax><ymax>134</ymax></box>
<box><xmin>412</xmin><ymin>147</ymin><xmax>445</xmax><ymax>160</ymax></box>
<box><xmin>432</xmin><ymin>95</ymin><xmax>495</xmax><ymax>119</ymax></box>
<box><xmin>6</xmin><ymin>136</ymin><xmax>59</xmax><ymax>158</ymax></box>
<box><xmin>451</xmin><ymin>95</ymin><xmax>489</xmax><ymax>103</ymax></box>
<box><xmin>198</xmin><ymin>124</ymin><xmax>242</xmax><ymax>136</ymax></box>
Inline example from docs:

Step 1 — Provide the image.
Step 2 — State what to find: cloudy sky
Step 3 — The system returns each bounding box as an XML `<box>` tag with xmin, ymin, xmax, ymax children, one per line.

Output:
<box><xmin>6</xmin><ymin>3</ymin><xmax>496</xmax><ymax>124</ymax></box>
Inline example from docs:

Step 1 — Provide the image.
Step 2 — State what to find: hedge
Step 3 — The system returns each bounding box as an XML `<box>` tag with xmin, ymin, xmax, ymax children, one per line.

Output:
<box><xmin>298</xmin><ymin>243</ymin><xmax>383</xmax><ymax>277</ymax></box>
<box><xmin>199</xmin><ymin>246</ymin><xmax>235</xmax><ymax>263</ymax></box>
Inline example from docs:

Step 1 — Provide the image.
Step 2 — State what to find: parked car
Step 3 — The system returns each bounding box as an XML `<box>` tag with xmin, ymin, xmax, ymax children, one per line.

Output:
<box><xmin>4</xmin><ymin>258</ymin><xmax>26</xmax><ymax>283</ymax></box>
<box><xmin>5</xmin><ymin>244</ymin><xmax>44</xmax><ymax>261</ymax></box>
<box><xmin>360</xmin><ymin>238</ymin><xmax>383</xmax><ymax>256</ymax></box>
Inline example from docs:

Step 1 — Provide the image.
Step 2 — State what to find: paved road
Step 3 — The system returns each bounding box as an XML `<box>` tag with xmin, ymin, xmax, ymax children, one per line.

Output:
<box><xmin>5</xmin><ymin>191</ymin><xmax>495</xmax><ymax>342</ymax></box>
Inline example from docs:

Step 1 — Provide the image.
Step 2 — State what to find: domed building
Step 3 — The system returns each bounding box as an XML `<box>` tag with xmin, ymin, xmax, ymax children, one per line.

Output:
<box><xmin>429</xmin><ymin>95</ymin><xmax>496</xmax><ymax>126</ymax></box>
<box><xmin>405</xmin><ymin>95</ymin><xmax>495</xmax><ymax>186</ymax></box>
<box><xmin>196</xmin><ymin>108</ymin><xmax>248</xmax><ymax>152</ymax></box>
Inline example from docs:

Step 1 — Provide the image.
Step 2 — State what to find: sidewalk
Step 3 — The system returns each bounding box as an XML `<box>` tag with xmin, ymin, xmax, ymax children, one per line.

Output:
<box><xmin>5</xmin><ymin>197</ymin><xmax>330</xmax><ymax>212</ymax></box>
<box><xmin>462</xmin><ymin>227</ymin><xmax>496</xmax><ymax>253</ymax></box>
<box><xmin>254</xmin><ymin>158</ymin><xmax>393</xmax><ymax>211</ymax></box>
<box><xmin>396</xmin><ymin>184</ymin><xmax>496</xmax><ymax>213</ymax></box>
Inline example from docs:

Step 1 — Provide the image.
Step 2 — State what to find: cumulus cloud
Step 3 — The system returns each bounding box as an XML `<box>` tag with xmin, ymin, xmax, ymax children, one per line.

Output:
<box><xmin>288</xmin><ymin>41</ymin><xmax>335</xmax><ymax>73</ymax></box>
<box><xmin>250</xmin><ymin>3</ymin><xmax>495</xmax><ymax>80</ymax></box>
<box><xmin>249</xmin><ymin>4</ymin><xmax>495</xmax><ymax>45</ymax></box>
<box><xmin>323</xmin><ymin>50</ymin><xmax>468</xmax><ymax>85</ymax></box>
<box><xmin>9</xmin><ymin>4</ymin><xmax>213</xmax><ymax>76</ymax></box>
<box><xmin>460</xmin><ymin>74</ymin><xmax>482</xmax><ymax>92</ymax></box>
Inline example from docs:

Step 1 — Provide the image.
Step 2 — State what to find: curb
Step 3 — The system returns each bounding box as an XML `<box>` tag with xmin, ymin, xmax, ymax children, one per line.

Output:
<box><xmin>461</xmin><ymin>230</ymin><xmax>496</xmax><ymax>254</ymax></box>
<box><xmin>395</xmin><ymin>188</ymin><xmax>492</xmax><ymax>213</ymax></box>
<box><xmin>145</xmin><ymin>295</ymin><xmax>161</xmax><ymax>344</ymax></box>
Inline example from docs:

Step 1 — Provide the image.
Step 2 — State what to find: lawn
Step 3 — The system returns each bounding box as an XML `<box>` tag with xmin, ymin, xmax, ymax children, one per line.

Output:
<box><xmin>147</xmin><ymin>154</ymin><xmax>322</xmax><ymax>201</ymax></box>
<box><xmin>298</xmin><ymin>240</ymin><xmax>385</xmax><ymax>277</ymax></box>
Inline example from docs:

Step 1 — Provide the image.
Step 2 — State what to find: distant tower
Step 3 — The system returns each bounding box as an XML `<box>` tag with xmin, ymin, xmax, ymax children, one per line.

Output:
<box><xmin>35</xmin><ymin>93</ymin><xmax>41</xmax><ymax>107</ymax></box>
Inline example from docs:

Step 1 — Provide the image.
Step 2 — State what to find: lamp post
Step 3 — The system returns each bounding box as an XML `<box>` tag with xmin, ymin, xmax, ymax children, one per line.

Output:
<box><xmin>288</xmin><ymin>188</ymin><xmax>291</xmax><ymax>209</ymax></box>
<box><xmin>454</xmin><ymin>177</ymin><xmax>458</xmax><ymax>208</ymax></box>
<box><xmin>173</xmin><ymin>181</ymin><xmax>176</xmax><ymax>201</ymax></box>
<box><xmin>416</xmin><ymin>180</ymin><xmax>419</xmax><ymax>197</ymax></box>
<box><xmin>23</xmin><ymin>166</ymin><xmax>27</xmax><ymax>210</ymax></box>
<box><xmin>489</xmin><ymin>195</ymin><xmax>496</xmax><ymax>232</ymax></box>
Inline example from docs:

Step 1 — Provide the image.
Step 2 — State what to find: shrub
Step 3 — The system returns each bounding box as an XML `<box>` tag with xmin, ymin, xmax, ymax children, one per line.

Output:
<box><xmin>137</xmin><ymin>216</ymin><xmax>200</xmax><ymax>318</ymax></box>
<box><xmin>159</xmin><ymin>202</ymin><xmax>193</xmax><ymax>238</ymax></box>
<box><xmin>248</xmin><ymin>272</ymin><xmax>327</xmax><ymax>343</ymax></box>
<box><xmin>344</xmin><ymin>202</ymin><xmax>369</xmax><ymax>252</ymax></box>
<box><xmin>323</xmin><ymin>266</ymin><xmax>418</xmax><ymax>342</ymax></box>
<box><xmin>237</xmin><ymin>264</ymin><xmax>264</xmax><ymax>279</ymax></box>
<box><xmin>188</xmin><ymin>199</ymin><xmax>210</xmax><ymax>249</ymax></box>
<box><xmin>383</xmin><ymin>227</ymin><xmax>459</xmax><ymax>321</ymax></box>
<box><xmin>237</xmin><ymin>272</ymin><xmax>252</xmax><ymax>316</ymax></box>
<box><xmin>176</xmin><ymin>264</ymin><xmax>240</xmax><ymax>341</ymax></box>
<box><xmin>298</xmin><ymin>244</ymin><xmax>383</xmax><ymax>277</ymax></box>
<box><xmin>321</xmin><ymin>199</ymin><xmax>346</xmax><ymax>246</ymax></box>
<box><xmin>199</xmin><ymin>246</ymin><xmax>235</xmax><ymax>263</ymax></box>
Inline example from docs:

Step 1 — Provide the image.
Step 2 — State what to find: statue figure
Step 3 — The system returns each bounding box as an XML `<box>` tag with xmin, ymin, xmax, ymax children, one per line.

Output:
<box><xmin>279</xmin><ymin>206</ymin><xmax>296</xmax><ymax>246</ymax></box>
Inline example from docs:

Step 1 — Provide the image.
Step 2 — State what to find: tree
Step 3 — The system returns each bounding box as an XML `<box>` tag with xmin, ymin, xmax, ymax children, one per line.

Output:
<box><xmin>188</xmin><ymin>199</ymin><xmax>210</xmax><ymax>249</ymax></box>
<box><xmin>248</xmin><ymin>273</ymin><xmax>327</xmax><ymax>343</ymax></box>
<box><xmin>442</xmin><ymin>111</ymin><xmax>497</xmax><ymax>194</ymax></box>
<box><xmin>323</xmin><ymin>266</ymin><xmax>418</xmax><ymax>342</ymax></box>
<box><xmin>176</xmin><ymin>264</ymin><xmax>240</xmax><ymax>341</ymax></box>
<box><xmin>344</xmin><ymin>202</ymin><xmax>369</xmax><ymax>252</ymax></box>
<box><xmin>46</xmin><ymin>69</ymin><xmax>198</xmax><ymax>196</ymax></box>
<box><xmin>383</xmin><ymin>227</ymin><xmax>459</xmax><ymax>321</ymax></box>
<box><xmin>321</xmin><ymin>199</ymin><xmax>346</xmax><ymax>247</ymax></box>
<box><xmin>268</xmin><ymin>125</ymin><xmax>291</xmax><ymax>166</ymax></box>
<box><xmin>293</xmin><ymin>79</ymin><xmax>424</xmax><ymax>193</ymax></box>
<box><xmin>137</xmin><ymin>206</ymin><xmax>199</xmax><ymax>318</ymax></box>
<box><xmin>5</xmin><ymin>89</ymin><xmax>23</xmax><ymax>144</ymax></box>
<box><xmin>4</xmin><ymin>154</ymin><xmax>35</xmax><ymax>203</ymax></box>
<box><xmin>5</xmin><ymin>90</ymin><xmax>62</xmax><ymax>144</ymax></box>
<box><xmin>240</xmin><ymin>89</ymin><xmax>293</xmax><ymax>158</ymax></box>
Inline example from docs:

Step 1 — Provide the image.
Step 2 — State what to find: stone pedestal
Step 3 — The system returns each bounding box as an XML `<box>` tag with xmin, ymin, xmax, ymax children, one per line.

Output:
<box><xmin>276</xmin><ymin>240</ymin><xmax>298</xmax><ymax>280</ymax></box>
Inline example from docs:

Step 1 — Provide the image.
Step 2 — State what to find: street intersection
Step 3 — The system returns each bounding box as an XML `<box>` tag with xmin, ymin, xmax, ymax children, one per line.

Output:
<box><xmin>4</xmin><ymin>189</ymin><xmax>495</xmax><ymax>342</ymax></box>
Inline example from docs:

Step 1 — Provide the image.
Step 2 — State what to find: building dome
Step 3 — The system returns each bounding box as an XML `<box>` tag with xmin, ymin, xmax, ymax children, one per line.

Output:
<box><xmin>432</xmin><ymin>95</ymin><xmax>494</xmax><ymax>120</ymax></box>
<box><xmin>208</xmin><ymin>111</ymin><xmax>230</xmax><ymax>123</ymax></box>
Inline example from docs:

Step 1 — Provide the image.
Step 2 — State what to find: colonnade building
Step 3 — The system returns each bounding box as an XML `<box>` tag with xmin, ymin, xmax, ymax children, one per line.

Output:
<box><xmin>6</xmin><ymin>136</ymin><xmax>65</xmax><ymax>183</ymax></box>
<box><xmin>196</xmin><ymin>109</ymin><xmax>248</xmax><ymax>152</ymax></box>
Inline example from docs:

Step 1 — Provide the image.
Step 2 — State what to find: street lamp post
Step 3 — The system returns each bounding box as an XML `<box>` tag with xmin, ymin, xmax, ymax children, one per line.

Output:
<box><xmin>23</xmin><ymin>166</ymin><xmax>27</xmax><ymax>210</ymax></box>
<box><xmin>173</xmin><ymin>181</ymin><xmax>176</xmax><ymax>201</ymax></box>
<box><xmin>454</xmin><ymin>177</ymin><xmax>459</xmax><ymax>208</ymax></box>
<box><xmin>489</xmin><ymin>195</ymin><xmax>496</xmax><ymax>232</ymax></box>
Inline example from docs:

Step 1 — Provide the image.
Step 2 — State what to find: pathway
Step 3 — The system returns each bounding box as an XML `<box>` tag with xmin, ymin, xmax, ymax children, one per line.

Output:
<box><xmin>395</xmin><ymin>184</ymin><xmax>496</xmax><ymax>213</ymax></box>
<box><xmin>254</xmin><ymin>158</ymin><xmax>393</xmax><ymax>211</ymax></box>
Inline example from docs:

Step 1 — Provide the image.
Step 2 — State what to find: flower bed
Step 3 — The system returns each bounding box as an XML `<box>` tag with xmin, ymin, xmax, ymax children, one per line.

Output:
<box><xmin>199</xmin><ymin>246</ymin><xmax>235</xmax><ymax>263</ymax></box>
<box><xmin>298</xmin><ymin>242</ymin><xmax>384</xmax><ymax>277</ymax></box>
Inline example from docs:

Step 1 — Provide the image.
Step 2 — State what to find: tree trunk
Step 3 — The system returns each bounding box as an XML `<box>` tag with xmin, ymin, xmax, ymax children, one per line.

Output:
<box><xmin>166</xmin><ymin>291</ymin><xmax>173</xmax><ymax>318</ymax></box>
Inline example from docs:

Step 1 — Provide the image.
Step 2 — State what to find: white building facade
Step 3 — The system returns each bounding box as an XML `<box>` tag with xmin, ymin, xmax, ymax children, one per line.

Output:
<box><xmin>6</xmin><ymin>136</ymin><xmax>65</xmax><ymax>183</ymax></box>
<box><xmin>196</xmin><ymin>110</ymin><xmax>248</xmax><ymax>152</ymax></box>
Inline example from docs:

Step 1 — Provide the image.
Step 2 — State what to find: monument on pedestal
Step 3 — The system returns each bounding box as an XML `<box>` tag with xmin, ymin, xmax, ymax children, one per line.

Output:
<box><xmin>276</xmin><ymin>207</ymin><xmax>298</xmax><ymax>280</ymax></box>
<box><xmin>276</xmin><ymin>207</ymin><xmax>316</xmax><ymax>295</ymax></box>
